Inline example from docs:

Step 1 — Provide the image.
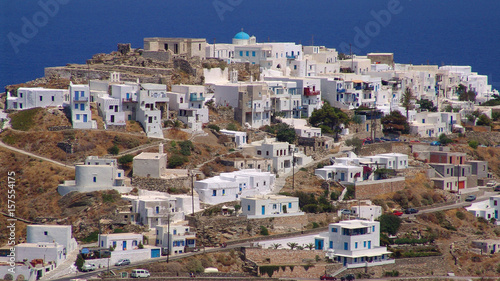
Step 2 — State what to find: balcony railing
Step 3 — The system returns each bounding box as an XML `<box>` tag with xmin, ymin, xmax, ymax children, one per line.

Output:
<box><xmin>74</xmin><ymin>96</ymin><xmax>88</xmax><ymax>102</ymax></box>
<box><xmin>263</xmin><ymin>106</ymin><xmax>271</xmax><ymax>111</ymax></box>
<box><xmin>304</xmin><ymin>88</ymin><xmax>320</xmax><ymax>96</ymax></box>
<box><xmin>363</xmin><ymin>86</ymin><xmax>375</xmax><ymax>91</ymax></box>
<box><xmin>122</xmin><ymin>98</ymin><xmax>134</xmax><ymax>102</ymax></box>
<box><xmin>337</xmin><ymin>89</ymin><xmax>346</xmax><ymax>93</ymax></box>
<box><xmin>190</xmin><ymin>94</ymin><xmax>205</xmax><ymax>102</ymax></box>
<box><xmin>286</xmin><ymin>55</ymin><xmax>297</xmax><ymax>59</ymax></box>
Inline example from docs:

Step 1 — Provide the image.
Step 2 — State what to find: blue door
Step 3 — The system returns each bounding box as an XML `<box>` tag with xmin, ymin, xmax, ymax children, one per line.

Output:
<box><xmin>126</xmin><ymin>93</ymin><xmax>130</xmax><ymax>100</ymax></box>
<box><xmin>495</xmin><ymin>210</ymin><xmax>498</xmax><ymax>219</ymax></box>
<box><xmin>83</xmin><ymin>114</ymin><xmax>88</xmax><ymax>122</ymax></box>
<box><xmin>314</xmin><ymin>239</ymin><xmax>323</xmax><ymax>250</ymax></box>
<box><xmin>368</xmin><ymin>241</ymin><xmax>371</xmax><ymax>249</ymax></box>
<box><xmin>344</xmin><ymin>242</ymin><xmax>348</xmax><ymax>250</ymax></box>
<box><xmin>343</xmin><ymin>257</ymin><xmax>347</xmax><ymax>266</ymax></box>
<box><xmin>261</xmin><ymin>206</ymin><xmax>265</xmax><ymax>215</ymax></box>
<box><xmin>123</xmin><ymin>241</ymin><xmax>127</xmax><ymax>250</ymax></box>
<box><xmin>340</xmin><ymin>173</ymin><xmax>345</xmax><ymax>181</ymax></box>
<box><xmin>151</xmin><ymin>249</ymin><xmax>160</xmax><ymax>258</ymax></box>
<box><xmin>74</xmin><ymin>91</ymin><xmax>78</xmax><ymax>100</ymax></box>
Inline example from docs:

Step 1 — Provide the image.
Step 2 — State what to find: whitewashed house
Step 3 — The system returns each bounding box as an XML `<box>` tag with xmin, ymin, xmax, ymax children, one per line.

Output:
<box><xmin>281</xmin><ymin>118</ymin><xmax>321</xmax><ymax>138</ymax></box>
<box><xmin>315</xmin><ymin>163</ymin><xmax>364</xmax><ymax>183</ymax></box>
<box><xmin>156</xmin><ymin>222</ymin><xmax>196</xmax><ymax>255</ymax></box>
<box><xmin>96</xmin><ymin>233</ymin><xmax>162</xmax><ymax>262</ymax></box>
<box><xmin>466</xmin><ymin>195</ymin><xmax>500</xmax><ymax>223</ymax></box>
<box><xmin>220</xmin><ymin>129</ymin><xmax>247</xmax><ymax>148</ymax></box>
<box><xmin>136</xmin><ymin>83</ymin><xmax>169</xmax><ymax>138</ymax></box>
<box><xmin>409</xmin><ymin>112</ymin><xmax>458</xmax><ymax>137</ymax></box>
<box><xmin>169</xmin><ymin>85</ymin><xmax>209</xmax><ymax>131</ymax></box>
<box><xmin>70</xmin><ymin>83</ymin><xmax>96</xmax><ymax>129</ymax></box>
<box><xmin>123</xmin><ymin>190</ymin><xmax>200</xmax><ymax>227</ymax></box>
<box><xmin>111</xmin><ymin>83</ymin><xmax>140</xmax><ymax>122</ymax></box>
<box><xmin>241</xmin><ymin>194</ymin><xmax>304</xmax><ymax>219</ymax></box>
<box><xmin>133</xmin><ymin>144</ymin><xmax>168</xmax><ymax>178</ymax></box>
<box><xmin>26</xmin><ymin>225</ymin><xmax>78</xmax><ymax>254</ymax></box>
<box><xmin>194</xmin><ymin>169</ymin><xmax>275</xmax><ymax>205</ymax></box>
<box><xmin>266</xmin><ymin>80</ymin><xmax>301</xmax><ymax>118</ymax></box>
<box><xmin>245</xmin><ymin>137</ymin><xmax>312</xmax><ymax>175</ymax></box>
<box><xmin>7</xmin><ymin>87</ymin><xmax>69</xmax><ymax>110</ymax></box>
<box><xmin>96</xmin><ymin>95</ymin><xmax>126</xmax><ymax>126</ymax></box>
<box><xmin>58</xmin><ymin>156</ymin><xmax>130</xmax><ymax>196</ymax></box>
<box><xmin>314</xmin><ymin>220</ymin><xmax>394</xmax><ymax>268</ymax></box>
<box><xmin>213</xmin><ymin>82</ymin><xmax>272</xmax><ymax>128</ymax></box>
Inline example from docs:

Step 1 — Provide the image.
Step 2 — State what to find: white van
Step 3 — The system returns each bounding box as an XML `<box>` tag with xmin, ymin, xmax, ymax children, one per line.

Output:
<box><xmin>131</xmin><ymin>269</ymin><xmax>150</xmax><ymax>278</ymax></box>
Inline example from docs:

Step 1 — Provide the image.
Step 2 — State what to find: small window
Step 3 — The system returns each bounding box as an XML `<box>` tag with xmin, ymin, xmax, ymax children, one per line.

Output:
<box><xmin>246</xmin><ymin>51</ymin><xmax>249</xmax><ymax>56</ymax></box>
<box><xmin>44</xmin><ymin>231</ymin><xmax>48</xmax><ymax>235</ymax></box>
<box><xmin>93</xmin><ymin>176</ymin><xmax>96</xmax><ymax>182</ymax></box>
<box><xmin>39</xmin><ymin>96</ymin><xmax>43</xmax><ymax>101</ymax></box>
<box><xmin>247</xmin><ymin>205</ymin><xmax>250</xmax><ymax>211</ymax></box>
<box><xmin>74</xmin><ymin>104</ymin><xmax>78</xmax><ymax>110</ymax></box>
<box><xmin>239</xmin><ymin>51</ymin><xmax>243</xmax><ymax>56</ymax></box>
<box><xmin>288</xmin><ymin>202</ymin><xmax>292</xmax><ymax>208</ymax></box>
<box><xmin>51</xmin><ymin>96</ymin><xmax>55</xmax><ymax>101</ymax></box>
<box><xmin>332</xmin><ymin>228</ymin><xmax>337</xmax><ymax>233</ymax></box>
<box><xmin>252</xmin><ymin>51</ymin><xmax>256</xmax><ymax>57</ymax></box>
<box><xmin>212</xmin><ymin>190</ymin><xmax>216</xmax><ymax>196</ymax></box>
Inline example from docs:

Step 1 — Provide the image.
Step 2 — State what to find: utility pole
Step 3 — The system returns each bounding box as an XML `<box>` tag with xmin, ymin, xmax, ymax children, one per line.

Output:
<box><xmin>166</xmin><ymin>213</ymin><xmax>171</xmax><ymax>263</ymax></box>
<box><xmin>191</xmin><ymin>170</ymin><xmax>195</xmax><ymax>216</ymax></box>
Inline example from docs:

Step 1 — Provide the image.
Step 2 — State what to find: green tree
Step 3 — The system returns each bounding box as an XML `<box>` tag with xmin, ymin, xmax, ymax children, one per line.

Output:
<box><xmin>400</xmin><ymin>87</ymin><xmax>415</xmax><ymax>120</ymax></box>
<box><xmin>264</xmin><ymin>123</ymin><xmax>296</xmax><ymax>144</ymax></box>
<box><xmin>179</xmin><ymin>140</ymin><xmax>194</xmax><ymax>156</ymax></box>
<box><xmin>309</xmin><ymin>102</ymin><xmax>349</xmax><ymax>138</ymax></box>
<box><xmin>381</xmin><ymin>111</ymin><xmax>410</xmax><ymax>135</ymax></box>
<box><xmin>468</xmin><ymin>140</ymin><xmax>479</xmax><ymax>149</ymax></box>
<box><xmin>417</xmin><ymin>99</ymin><xmax>437</xmax><ymax>112</ymax></box>
<box><xmin>345</xmin><ymin>137</ymin><xmax>363</xmax><ymax>154</ymax></box>
<box><xmin>260</xmin><ymin>226</ymin><xmax>269</xmax><ymax>236</ymax></box>
<box><xmin>476</xmin><ymin>114</ymin><xmax>493</xmax><ymax>127</ymax></box>
<box><xmin>379</xmin><ymin>214</ymin><xmax>402</xmax><ymax>235</ymax></box>
<box><xmin>457</xmin><ymin>84</ymin><xmax>477</xmax><ymax>102</ymax></box>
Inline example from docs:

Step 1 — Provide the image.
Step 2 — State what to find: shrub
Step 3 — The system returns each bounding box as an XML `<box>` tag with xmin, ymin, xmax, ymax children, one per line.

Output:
<box><xmin>260</xmin><ymin>226</ymin><xmax>269</xmax><ymax>235</ymax></box>
<box><xmin>226</xmin><ymin>123</ymin><xmax>238</xmax><ymax>131</ymax></box>
<box><xmin>108</xmin><ymin>145</ymin><xmax>120</xmax><ymax>155</ymax></box>
<box><xmin>468</xmin><ymin>140</ymin><xmax>479</xmax><ymax>149</ymax></box>
<box><xmin>207</xmin><ymin>124</ymin><xmax>220</xmax><ymax>132</ymax></box>
<box><xmin>118</xmin><ymin>154</ymin><xmax>134</xmax><ymax>165</ymax></box>
<box><xmin>185</xmin><ymin>259</ymin><xmax>204</xmax><ymax>273</ymax></box>
<box><xmin>168</xmin><ymin>154</ymin><xmax>188</xmax><ymax>168</ymax></box>
<box><xmin>82</xmin><ymin>231</ymin><xmax>99</xmax><ymax>243</ymax></box>
<box><xmin>312</xmin><ymin>222</ymin><xmax>320</xmax><ymax>229</ymax></box>
<box><xmin>455</xmin><ymin>211</ymin><xmax>466</xmax><ymax>220</ymax></box>
<box><xmin>179</xmin><ymin>140</ymin><xmax>194</xmax><ymax>156</ymax></box>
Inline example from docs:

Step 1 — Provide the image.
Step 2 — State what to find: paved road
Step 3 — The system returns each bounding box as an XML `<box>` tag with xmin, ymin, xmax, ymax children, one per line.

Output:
<box><xmin>401</xmin><ymin>191</ymin><xmax>497</xmax><ymax>218</ymax></box>
<box><xmin>0</xmin><ymin>140</ymin><xmax>75</xmax><ymax>169</ymax></box>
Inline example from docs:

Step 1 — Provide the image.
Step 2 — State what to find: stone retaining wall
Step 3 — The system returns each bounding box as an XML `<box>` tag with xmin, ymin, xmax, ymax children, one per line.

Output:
<box><xmin>245</xmin><ymin>248</ymin><xmax>324</xmax><ymax>265</ymax></box>
<box><xmin>354</xmin><ymin>177</ymin><xmax>406</xmax><ymax>199</ymax></box>
<box><xmin>131</xmin><ymin>176</ymin><xmax>190</xmax><ymax>193</ymax></box>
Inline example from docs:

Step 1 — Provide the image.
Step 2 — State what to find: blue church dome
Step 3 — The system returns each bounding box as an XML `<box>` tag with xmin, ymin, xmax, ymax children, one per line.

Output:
<box><xmin>234</xmin><ymin>30</ymin><xmax>250</xmax><ymax>40</ymax></box>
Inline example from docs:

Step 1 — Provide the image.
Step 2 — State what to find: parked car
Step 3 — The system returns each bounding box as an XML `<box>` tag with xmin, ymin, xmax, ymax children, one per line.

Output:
<box><xmin>131</xmin><ymin>269</ymin><xmax>150</xmax><ymax>278</ymax></box>
<box><xmin>81</xmin><ymin>263</ymin><xmax>96</xmax><ymax>272</ymax></box>
<box><xmin>410</xmin><ymin>140</ymin><xmax>420</xmax><ymax>143</ymax></box>
<box><xmin>363</xmin><ymin>138</ymin><xmax>373</xmax><ymax>145</ymax></box>
<box><xmin>320</xmin><ymin>275</ymin><xmax>337</xmax><ymax>280</ymax></box>
<box><xmin>465</xmin><ymin>195</ymin><xmax>476</xmax><ymax>202</ymax></box>
<box><xmin>341</xmin><ymin>209</ymin><xmax>351</xmax><ymax>215</ymax></box>
<box><xmin>390</xmin><ymin>137</ymin><xmax>400</xmax><ymax>142</ymax></box>
<box><xmin>392</xmin><ymin>210</ymin><xmax>403</xmax><ymax>216</ymax></box>
<box><xmin>374</xmin><ymin>138</ymin><xmax>384</xmax><ymax>143</ymax></box>
<box><xmin>405</xmin><ymin>208</ymin><xmax>419</xmax><ymax>214</ymax></box>
<box><xmin>381</xmin><ymin>137</ymin><xmax>391</xmax><ymax>142</ymax></box>
<box><xmin>494</xmin><ymin>185</ymin><xmax>500</xmax><ymax>192</ymax></box>
<box><xmin>340</xmin><ymin>274</ymin><xmax>355</xmax><ymax>281</ymax></box>
<box><xmin>430</xmin><ymin>141</ymin><xmax>441</xmax><ymax>146</ymax></box>
<box><xmin>115</xmin><ymin>259</ymin><xmax>131</xmax><ymax>266</ymax></box>
<box><xmin>486</xmin><ymin>181</ymin><xmax>497</xmax><ymax>187</ymax></box>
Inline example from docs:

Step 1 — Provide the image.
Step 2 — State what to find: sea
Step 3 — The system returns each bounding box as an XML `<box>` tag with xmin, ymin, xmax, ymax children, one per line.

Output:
<box><xmin>1</xmin><ymin>0</ymin><xmax>499</xmax><ymax>90</ymax></box>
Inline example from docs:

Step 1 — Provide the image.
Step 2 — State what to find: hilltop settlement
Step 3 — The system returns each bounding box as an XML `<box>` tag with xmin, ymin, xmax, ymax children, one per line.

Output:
<box><xmin>2</xmin><ymin>31</ymin><xmax>500</xmax><ymax>281</ymax></box>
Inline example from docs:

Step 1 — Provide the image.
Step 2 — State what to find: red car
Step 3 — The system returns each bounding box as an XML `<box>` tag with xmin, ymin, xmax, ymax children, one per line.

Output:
<box><xmin>320</xmin><ymin>275</ymin><xmax>337</xmax><ymax>280</ymax></box>
<box><xmin>392</xmin><ymin>210</ymin><xmax>403</xmax><ymax>216</ymax></box>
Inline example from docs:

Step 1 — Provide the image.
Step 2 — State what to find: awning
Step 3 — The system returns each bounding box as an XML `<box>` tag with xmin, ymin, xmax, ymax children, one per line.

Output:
<box><xmin>352</xmin><ymin>80</ymin><xmax>364</xmax><ymax>83</ymax></box>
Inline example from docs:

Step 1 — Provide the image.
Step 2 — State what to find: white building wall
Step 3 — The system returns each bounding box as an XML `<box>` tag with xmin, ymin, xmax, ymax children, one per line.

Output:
<box><xmin>26</xmin><ymin>225</ymin><xmax>77</xmax><ymax>253</ymax></box>
<box><xmin>7</xmin><ymin>88</ymin><xmax>69</xmax><ymax>110</ymax></box>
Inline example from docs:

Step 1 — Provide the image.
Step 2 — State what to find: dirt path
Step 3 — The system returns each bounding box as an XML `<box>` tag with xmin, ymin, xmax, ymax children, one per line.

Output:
<box><xmin>0</xmin><ymin>140</ymin><xmax>75</xmax><ymax>169</ymax></box>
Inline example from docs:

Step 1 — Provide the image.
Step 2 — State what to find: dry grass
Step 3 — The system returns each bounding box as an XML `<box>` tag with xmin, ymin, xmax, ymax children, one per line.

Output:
<box><xmin>0</xmin><ymin>129</ymin><xmax>150</xmax><ymax>163</ymax></box>
<box><xmin>0</xmin><ymin>147</ymin><xmax>75</xmax><ymax>244</ymax></box>
<box><xmin>164</xmin><ymin>128</ymin><xmax>189</xmax><ymax>140</ymax></box>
